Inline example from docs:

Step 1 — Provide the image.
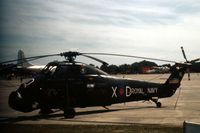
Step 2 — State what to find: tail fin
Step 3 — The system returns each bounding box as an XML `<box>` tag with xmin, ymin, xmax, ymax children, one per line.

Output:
<box><xmin>165</xmin><ymin>65</ymin><xmax>187</xmax><ymax>88</ymax></box>
<box><xmin>17</xmin><ymin>50</ymin><xmax>33</xmax><ymax>68</ymax></box>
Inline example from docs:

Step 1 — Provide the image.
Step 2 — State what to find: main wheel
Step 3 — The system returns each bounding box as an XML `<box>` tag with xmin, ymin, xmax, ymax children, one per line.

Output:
<box><xmin>39</xmin><ymin>108</ymin><xmax>53</xmax><ymax>115</ymax></box>
<box><xmin>64</xmin><ymin>108</ymin><xmax>75</xmax><ymax>118</ymax></box>
<box><xmin>156</xmin><ymin>102</ymin><xmax>162</xmax><ymax>108</ymax></box>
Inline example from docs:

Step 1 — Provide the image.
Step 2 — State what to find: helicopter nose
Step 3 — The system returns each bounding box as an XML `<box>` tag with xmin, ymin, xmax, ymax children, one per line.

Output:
<box><xmin>8</xmin><ymin>91</ymin><xmax>34</xmax><ymax>112</ymax></box>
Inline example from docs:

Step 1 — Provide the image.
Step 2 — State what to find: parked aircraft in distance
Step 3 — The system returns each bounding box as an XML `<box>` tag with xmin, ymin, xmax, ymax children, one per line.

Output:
<box><xmin>17</xmin><ymin>50</ymin><xmax>45</xmax><ymax>73</ymax></box>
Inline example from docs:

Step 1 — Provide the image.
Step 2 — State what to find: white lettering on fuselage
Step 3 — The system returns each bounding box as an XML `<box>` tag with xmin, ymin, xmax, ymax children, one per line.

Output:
<box><xmin>111</xmin><ymin>86</ymin><xmax>158</xmax><ymax>98</ymax></box>
<box><xmin>126</xmin><ymin>86</ymin><xmax>144</xmax><ymax>97</ymax></box>
<box><xmin>112</xmin><ymin>86</ymin><xmax>118</xmax><ymax>98</ymax></box>
<box><xmin>147</xmin><ymin>88</ymin><xmax>158</xmax><ymax>94</ymax></box>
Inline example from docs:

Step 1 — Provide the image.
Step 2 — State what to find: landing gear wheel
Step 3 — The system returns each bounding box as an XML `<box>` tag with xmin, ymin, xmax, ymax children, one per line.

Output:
<box><xmin>64</xmin><ymin>108</ymin><xmax>75</xmax><ymax>119</ymax></box>
<box><xmin>156</xmin><ymin>102</ymin><xmax>162</xmax><ymax>108</ymax></box>
<box><xmin>39</xmin><ymin>108</ymin><xmax>53</xmax><ymax>115</ymax></box>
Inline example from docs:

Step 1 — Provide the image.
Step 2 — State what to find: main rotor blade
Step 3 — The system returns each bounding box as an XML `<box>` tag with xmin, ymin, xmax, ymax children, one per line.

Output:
<box><xmin>82</xmin><ymin>53</ymin><xmax>177</xmax><ymax>63</ymax></box>
<box><xmin>0</xmin><ymin>54</ymin><xmax>60</xmax><ymax>64</ymax></box>
<box><xmin>181</xmin><ymin>46</ymin><xmax>188</xmax><ymax>62</ymax></box>
<box><xmin>81</xmin><ymin>54</ymin><xmax>109</xmax><ymax>65</ymax></box>
<box><xmin>191</xmin><ymin>58</ymin><xmax>200</xmax><ymax>63</ymax></box>
<box><xmin>0</xmin><ymin>59</ymin><xmax>41</xmax><ymax>71</ymax></box>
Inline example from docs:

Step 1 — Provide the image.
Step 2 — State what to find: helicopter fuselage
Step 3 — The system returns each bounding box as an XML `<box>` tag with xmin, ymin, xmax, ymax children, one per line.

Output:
<box><xmin>8</xmin><ymin>61</ymin><xmax>185</xmax><ymax>118</ymax></box>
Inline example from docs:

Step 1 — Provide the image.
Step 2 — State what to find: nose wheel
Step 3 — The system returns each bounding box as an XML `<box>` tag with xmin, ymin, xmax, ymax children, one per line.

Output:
<box><xmin>64</xmin><ymin>108</ymin><xmax>76</xmax><ymax>118</ymax></box>
<box><xmin>39</xmin><ymin>108</ymin><xmax>54</xmax><ymax>115</ymax></box>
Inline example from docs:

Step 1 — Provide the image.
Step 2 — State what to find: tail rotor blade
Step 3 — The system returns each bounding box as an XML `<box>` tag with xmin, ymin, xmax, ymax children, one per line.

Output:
<box><xmin>174</xmin><ymin>87</ymin><xmax>182</xmax><ymax>110</ymax></box>
<box><xmin>181</xmin><ymin>46</ymin><xmax>192</xmax><ymax>80</ymax></box>
<box><xmin>181</xmin><ymin>46</ymin><xmax>188</xmax><ymax>62</ymax></box>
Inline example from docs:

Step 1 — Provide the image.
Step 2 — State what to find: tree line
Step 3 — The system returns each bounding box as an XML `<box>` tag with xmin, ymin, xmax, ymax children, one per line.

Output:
<box><xmin>99</xmin><ymin>60</ymin><xmax>158</xmax><ymax>74</ymax></box>
<box><xmin>97</xmin><ymin>60</ymin><xmax>200</xmax><ymax>74</ymax></box>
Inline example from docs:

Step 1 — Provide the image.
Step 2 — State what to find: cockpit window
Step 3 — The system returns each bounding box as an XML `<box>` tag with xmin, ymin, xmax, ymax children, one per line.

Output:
<box><xmin>25</xmin><ymin>79</ymin><xmax>34</xmax><ymax>86</ymax></box>
<box><xmin>83</xmin><ymin>65</ymin><xmax>108</xmax><ymax>75</ymax></box>
<box><xmin>53</xmin><ymin>65</ymin><xmax>81</xmax><ymax>78</ymax></box>
<box><xmin>42</xmin><ymin>65</ymin><xmax>57</xmax><ymax>75</ymax></box>
<box><xmin>42</xmin><ymin>63</ymin><xmax>108</xmax><ymax>79</ymax></box>
<box><xmin>49</xmin><ymin>66</ymin><xmax>57</xmax><ymax>74</ymax></box>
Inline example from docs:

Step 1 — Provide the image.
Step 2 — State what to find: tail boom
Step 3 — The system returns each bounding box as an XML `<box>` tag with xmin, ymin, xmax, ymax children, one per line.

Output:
<box><xmin>159</xmin><ymin>65</ymin><xmax>187</xmax><ymax>98</ymax></box>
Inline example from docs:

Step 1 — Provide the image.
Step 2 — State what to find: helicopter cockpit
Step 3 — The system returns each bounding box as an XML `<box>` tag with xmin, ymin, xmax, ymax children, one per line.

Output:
<box><xmin>42</xmin><ymin>62</ymin><xmax>58</xmax><ymax>76</ymax></box>
<box><xmin>41</xmin><ymin>61</ymin><xmax>108</xmax><ymax>79</ymax></box>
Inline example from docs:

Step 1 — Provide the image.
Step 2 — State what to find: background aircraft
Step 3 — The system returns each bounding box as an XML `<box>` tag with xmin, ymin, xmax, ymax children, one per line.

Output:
<box><xmin>0</xmin><ymin>50</ymin><xmax>45</xmax><ymax>79</ymax></box>
<box><xmin>17</xmin><ymin>50</ymin><xmax>45</xmax><ymax>73</ymax></box>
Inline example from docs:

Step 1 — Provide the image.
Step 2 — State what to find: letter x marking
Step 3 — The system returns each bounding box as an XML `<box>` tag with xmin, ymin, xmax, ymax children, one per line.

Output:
<box><xmin>112</xmin><ymin>87</ymin><xmax>117</xmax><ymax>98</ymax></box>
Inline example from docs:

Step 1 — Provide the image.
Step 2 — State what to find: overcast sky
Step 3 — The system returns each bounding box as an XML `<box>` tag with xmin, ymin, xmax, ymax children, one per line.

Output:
<box><xmin>1</xmin><ymin>0</ymin><xmax>200</xmax><ymax>65</ymax></box>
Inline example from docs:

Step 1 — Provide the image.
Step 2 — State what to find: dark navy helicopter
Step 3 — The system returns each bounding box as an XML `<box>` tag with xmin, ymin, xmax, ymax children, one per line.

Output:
<box><xmin>2</xmin><ymin>47</ymin><xmax>199</xmax><ymax>118</ymax></box>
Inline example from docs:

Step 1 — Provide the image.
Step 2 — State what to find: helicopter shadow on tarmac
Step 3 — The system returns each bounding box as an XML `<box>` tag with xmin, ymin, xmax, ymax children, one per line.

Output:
<box><xmin>0</xmin><ymin>105</ymin><xmax>167</xmax><ymax>124</ymax></box>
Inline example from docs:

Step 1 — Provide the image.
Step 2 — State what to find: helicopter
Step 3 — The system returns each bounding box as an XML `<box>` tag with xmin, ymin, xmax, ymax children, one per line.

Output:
<box><xmin>2</xmin><ymin>47</ymin><xmax>199</xmax><ymax>118</ymax></box>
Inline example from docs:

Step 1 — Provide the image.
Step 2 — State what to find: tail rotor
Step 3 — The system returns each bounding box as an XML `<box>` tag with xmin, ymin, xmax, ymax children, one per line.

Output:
<box><xmin>181</xmin><ymin>46</ymin><xmax>188</xmax><ymax>63</ymax></box>
<box><xmin>181</xmin><ymin>46</ymin><xmax>190</xmax><ymax>80</ymax></box>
